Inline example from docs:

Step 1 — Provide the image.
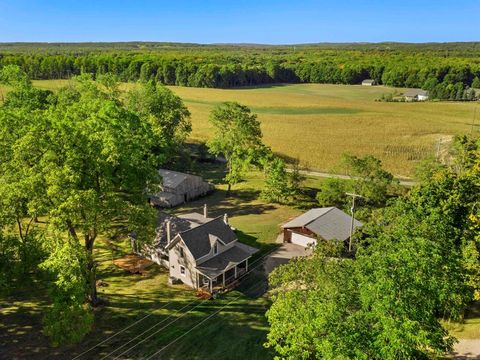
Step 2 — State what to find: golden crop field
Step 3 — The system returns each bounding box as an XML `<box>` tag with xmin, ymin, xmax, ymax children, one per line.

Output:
<box><xmin>2</xmin><ymin>80</ymin><xmax>479</xmax><ymax>176</ymax></box>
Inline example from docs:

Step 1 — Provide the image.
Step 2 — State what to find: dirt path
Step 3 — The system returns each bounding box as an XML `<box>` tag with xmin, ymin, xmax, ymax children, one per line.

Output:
<box><xmin>286</xmin><ymin>168</ymin><xmax>417</xmax><ymax>187</ymax></box>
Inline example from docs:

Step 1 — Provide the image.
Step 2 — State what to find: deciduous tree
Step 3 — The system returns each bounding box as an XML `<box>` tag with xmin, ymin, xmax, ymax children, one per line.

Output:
<box><xmin>208</xmin><ymin>102</ymin><xmax>266</xmax><ymax>194</ymax></box>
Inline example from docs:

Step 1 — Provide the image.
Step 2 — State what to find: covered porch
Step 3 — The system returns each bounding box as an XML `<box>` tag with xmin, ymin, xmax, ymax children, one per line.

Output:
<box><xmin>195</xmin><ymin>241</ymin><xmax>258</xmax><ymax>294</ymax></box>
<box><xmin>197</xmin><ymin>258</ymin><xmax>249</xmax><ymax>293</ymax></box>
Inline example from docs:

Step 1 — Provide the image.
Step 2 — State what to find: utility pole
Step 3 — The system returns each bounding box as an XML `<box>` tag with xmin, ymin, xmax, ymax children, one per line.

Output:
<box><xmin>345</xmin><ymin>192</ymin><xmax>364</xmax><ymax>252</ymax></box>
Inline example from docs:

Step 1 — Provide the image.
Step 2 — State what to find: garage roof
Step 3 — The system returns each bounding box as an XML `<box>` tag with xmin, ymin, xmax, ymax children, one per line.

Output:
<box><xmin>283</xmin><ymin>207</ymin><xmax>363</xmax><ymax>242</ymax></box>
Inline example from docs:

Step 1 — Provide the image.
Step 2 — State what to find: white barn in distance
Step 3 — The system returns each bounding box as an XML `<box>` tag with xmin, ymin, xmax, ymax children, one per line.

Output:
<box><xmin>362</xmin><ymin>79</ymin><xmax>377</xmax><ymax>86</ymax></box>
<box><xmin>404</xmin><ymin>89</ymin><xmax>429</xmax><ymax>101</ymax></box>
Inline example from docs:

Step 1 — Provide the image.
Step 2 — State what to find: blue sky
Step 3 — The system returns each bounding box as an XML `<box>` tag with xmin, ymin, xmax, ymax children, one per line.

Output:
<box><xmin>0</xmin><ymin>1</ymin><xmax>477</xmax><ymax>44</ymax></box>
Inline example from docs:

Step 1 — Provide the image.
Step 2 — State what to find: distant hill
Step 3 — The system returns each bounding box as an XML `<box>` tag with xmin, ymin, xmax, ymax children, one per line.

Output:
<box><xmin>1</xmin><ymin>41</ymin><xmax>480</xmax><ymax>53</ymax></box>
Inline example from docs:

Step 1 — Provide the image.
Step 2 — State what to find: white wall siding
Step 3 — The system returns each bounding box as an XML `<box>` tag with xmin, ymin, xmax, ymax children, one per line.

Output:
<box><xmin>291</xmin><ymin>232</ymin><xmax>317</xmax><ymax>247</ymax></box>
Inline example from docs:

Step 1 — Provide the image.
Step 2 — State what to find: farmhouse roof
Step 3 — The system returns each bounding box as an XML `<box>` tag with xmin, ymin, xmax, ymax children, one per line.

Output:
<box><xmin>196</xmin><ymin>242</ymin><xmax>258</xmax><ymax>278</ymax></box>
<box><xmin>404</xmin><ymin>89</ymin><xmax>428</xmax><ymax>97</ymax></box>
<box><xmin>362</xmin><ymin>79</ymin><xmax>375</xmax><ymax>84</ymax></box>
<box><xmin>282</xmin><ymin>207</ymin><xmax>363</xmax><ymax>242</ymax></box>
<box><xmin>176</xmin><ymin>216</ymin><xmax>237</xmax><ymax>260</ymax></box>
<box><xmin>155</xmin><ymin>211</ymin><xmax>212</xmax><ymax>248</ymax></box>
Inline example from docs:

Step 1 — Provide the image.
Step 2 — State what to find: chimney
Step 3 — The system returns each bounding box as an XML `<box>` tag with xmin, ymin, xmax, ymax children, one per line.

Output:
<box><xmin>203</xmin><ymin>203</ymin><xmax>208</xmax><ymax>219</ymax></box>
<box><xmin>166</xmin><ymin>220</ymin><xmax>171</xmax><ymax>245</ymax></box>
<box><xmin>223</xmin><ymin>213</ymin><xmax>228</xmax><ymax>225</ymax></box>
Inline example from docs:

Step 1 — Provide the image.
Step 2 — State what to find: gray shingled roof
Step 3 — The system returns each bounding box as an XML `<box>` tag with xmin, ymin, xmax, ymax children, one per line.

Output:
<box><xmin>177</xmin><ymin>216</ymin><xmax>237</xmax><ymax>260</ymax></box>
<box><xmin>196</xmin><ymin>242</ymin><xmax>258</xmax><ymax>278</ymax></box>
<box><xmin>154</xmin><ymin>212</ymin><xmax>212</xmax><ymax>249</ymax></box>
<box><xmin>404</xmin><ymin>89</ymin><xmax>428</xmax><ymax>97</ymax></box>
<box><xmin>283</xmin><ymin>207</ymin><xmax>363</xmax><ymax>242</ymax></box>
<box><xmin>282</xmin><ymin>208</ymin><xmax>334</xmax><ymax>228</ymax></box>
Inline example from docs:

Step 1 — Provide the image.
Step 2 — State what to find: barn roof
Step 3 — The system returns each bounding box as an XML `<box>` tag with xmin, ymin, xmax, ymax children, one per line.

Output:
<box><xmin>158</xmin><ymin>169</ymin><xmax>203</xmax><ymax>189</ymax></box>
<box><xmin>283</xmin><ymin>207</ymin><xmax>363</xmax><ymax>242</ymax></box>
<box><xmin>404</xmin><ymin>89</ymin><xmax>428</xmax><ymax>97</ymax></box>
<box><xmin>362</xmin><ymin>79</ymin><xmax>375</xmax><ymax>84</ymax></box>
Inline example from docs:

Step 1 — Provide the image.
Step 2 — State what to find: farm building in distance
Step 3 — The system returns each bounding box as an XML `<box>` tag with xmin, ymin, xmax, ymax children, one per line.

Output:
<box><xmin>362</xmin><ymin>79</ymin><xmax>377</xmax><ymax>86</ymax></box>
<box><xmin>282</xmin><ymin>207</ymin><xmax>363</xmax><ymax>248</ymax></box>
<box><xmin>140</xmin><ymin>206</ymin><xmax>258</xmax><ymax>293</ymax></box>
<box><xmin>149</xmin><ymin>169</ymin><xmax>214</xmax><ymax>208</ymax></box>
<box><xmin>404</xmin><ymin>89</ymin><xmax>429</xmax><ymax>101</ymax></box>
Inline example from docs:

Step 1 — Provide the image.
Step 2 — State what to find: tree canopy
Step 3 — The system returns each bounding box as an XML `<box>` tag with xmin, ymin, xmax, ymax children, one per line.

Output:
<box><xmin>0</xmin><ymin>66</ymin><xmax>190</xmax><ymax>344</ymax></box>
<box><xmin>208</xmin><ymin>102</ymin><xmax>267</xmax><ymax>193</ymax></box>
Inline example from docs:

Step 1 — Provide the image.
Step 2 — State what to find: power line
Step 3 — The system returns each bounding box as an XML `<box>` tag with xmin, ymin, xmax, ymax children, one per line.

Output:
<box><xmin>100</xmin><ymin>300</ymin><xmax>204</xmax><ymax>360</ymax></box>
<box><xmin>72</xmin><ymin>300</ymin><xmax>174</xmax><ymax>360</ymax></box>
<box><xmin>144</xmin><ymin>281</ymin><xmax>267</xmax><ymax>360</ymax></box>
<box><xmin>112</xmin><ymin>298</ymin><xmax>209</xmax><ymax>359</ymax></box>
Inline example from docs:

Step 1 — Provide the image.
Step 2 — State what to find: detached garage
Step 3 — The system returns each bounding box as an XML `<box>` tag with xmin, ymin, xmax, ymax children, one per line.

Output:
<box><xmin>290</xmin><ymin>232</ymin><xmax>317</xmax><ymax>247</ymax></box>
<box><xmin>282</xmin><ymin>207</ymin><xmax>363</xmax><ymax>248</ymax></box>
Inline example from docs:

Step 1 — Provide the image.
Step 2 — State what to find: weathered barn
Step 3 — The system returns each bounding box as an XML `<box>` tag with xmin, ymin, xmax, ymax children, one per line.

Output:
<box><xmin>149</xmin><ymin>169</ymin><xmax>214</xmax><ymax>207</ymax></box>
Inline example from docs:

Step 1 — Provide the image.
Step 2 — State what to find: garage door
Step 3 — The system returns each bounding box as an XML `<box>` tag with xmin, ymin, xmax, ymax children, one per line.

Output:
<box><xmin>291</xmin><ymin>232</ymin><xmax>317</xmax><ymax>248</ymax></box>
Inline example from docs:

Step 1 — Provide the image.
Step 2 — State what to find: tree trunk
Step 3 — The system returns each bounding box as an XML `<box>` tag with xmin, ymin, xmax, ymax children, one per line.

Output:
<box><xmin>85</xmin><ymin>236</ymin><xmax>99</xmax><ymax>307</ymax></box>
<box><xmin>226</xmin><ymin>183</ymin><xmax>231</xmax><ymax>197</ymax></box>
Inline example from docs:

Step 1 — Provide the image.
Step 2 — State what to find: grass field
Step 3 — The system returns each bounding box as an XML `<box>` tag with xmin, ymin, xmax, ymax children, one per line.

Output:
<box><xmin>2</xmin><ymin>80</ymin><xmax>479</xmax><ymax>176</ymax></box>
<box><xmin>166</xmin><ymin>83</ymin><xmax>479</xmax><ymax>177</ymax></box>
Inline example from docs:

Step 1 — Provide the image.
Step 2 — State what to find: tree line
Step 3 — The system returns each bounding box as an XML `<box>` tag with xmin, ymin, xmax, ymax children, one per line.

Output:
<box><xmin>1</xmin><ymin>46</ymin><xmax>480</xmax><ymax>99</ymax></box>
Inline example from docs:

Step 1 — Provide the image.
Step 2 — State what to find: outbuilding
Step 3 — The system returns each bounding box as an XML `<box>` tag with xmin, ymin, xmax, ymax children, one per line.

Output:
<box><xmin>282</xmin><ymin>207</ymin><xmax>363</xmax><ymax>248</ymax></box>
<box><xmin>404</xmin><ymin>89</ymin><xmax>429</xmax><ymax>101</ymax></box>
<box><xmin>362</xmin><ymin>79</ymin><xmax>377</xmax><ymax>86</ymax></box>
<box><xmin>149</xmin><ymin>169</ymin><xmax>214</xmax><ymax>207</ymax></box>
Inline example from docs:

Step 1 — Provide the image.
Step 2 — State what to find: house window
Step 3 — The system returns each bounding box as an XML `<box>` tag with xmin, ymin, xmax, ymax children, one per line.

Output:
<box><xmin>180</xmin><ymin>266</ymin><xmax>186</xmax><ymax>276</ymax></box>
<box><xmin>213</xmin><ymin>243</ymin><xmax>218</xmax><ymax>255</ymax></box>
<box><xmin>179</xmin><ymin>246</ymin><xmax>184</xmax><ymax>258</ymax></box>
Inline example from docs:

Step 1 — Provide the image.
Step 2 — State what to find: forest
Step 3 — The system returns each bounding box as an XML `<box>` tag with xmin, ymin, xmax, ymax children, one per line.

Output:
<box><xmin>1</xmin><ymin>42</ymin><xmax>480</xmax><ymax>100</ymax></box>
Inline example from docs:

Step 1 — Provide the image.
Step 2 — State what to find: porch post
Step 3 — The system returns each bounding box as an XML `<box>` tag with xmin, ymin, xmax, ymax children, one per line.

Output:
<box><xmin>234</xmin><ymin>265</ymin><xmax>237</xmax><ymax>279</ymax></box>
<box><xmin>209</xmin><ymin>278</ymin><xmax>213</xmax><ymax>293</ymax></box>
<box><xmin>222</xmin><ymin>272</ymin><xmax>225</xmax><ymax>287</ymax></box>
<box><xmin>196</xmin><ymin>272</ymin><xmax>199</xmax><ymax>289</ymax></box>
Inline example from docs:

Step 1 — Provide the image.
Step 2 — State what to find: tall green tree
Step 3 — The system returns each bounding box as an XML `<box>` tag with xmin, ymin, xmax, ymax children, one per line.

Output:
<box><xmin>0</xmin><ymin>70</ymin><xmax>188</xmax><ymax>311</ymax></box>
<box><xmin>208</xmin><ymin>102</ymin><xmax>267</xmax><ymax>194</ymax></box>
<box><xmin>316</xmin><ymin>154</ymin><xmax>398</xmax><ymax>213</ymax></box>
<box><xmin>261</xmin><ymin>157</ymin><xmax>291</xmax><ymax>203</ymax></box>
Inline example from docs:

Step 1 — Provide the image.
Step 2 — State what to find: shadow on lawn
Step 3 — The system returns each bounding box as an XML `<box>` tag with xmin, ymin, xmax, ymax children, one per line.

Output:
<box><xmin>1</xmin><ymin>259</ymin><xmax>273</xmax><ymax>360</ymax></box>
<box><xmin>64</xmin><ymin>294</ymin><xmax>271</xmax><ymax>360</ymax></box>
